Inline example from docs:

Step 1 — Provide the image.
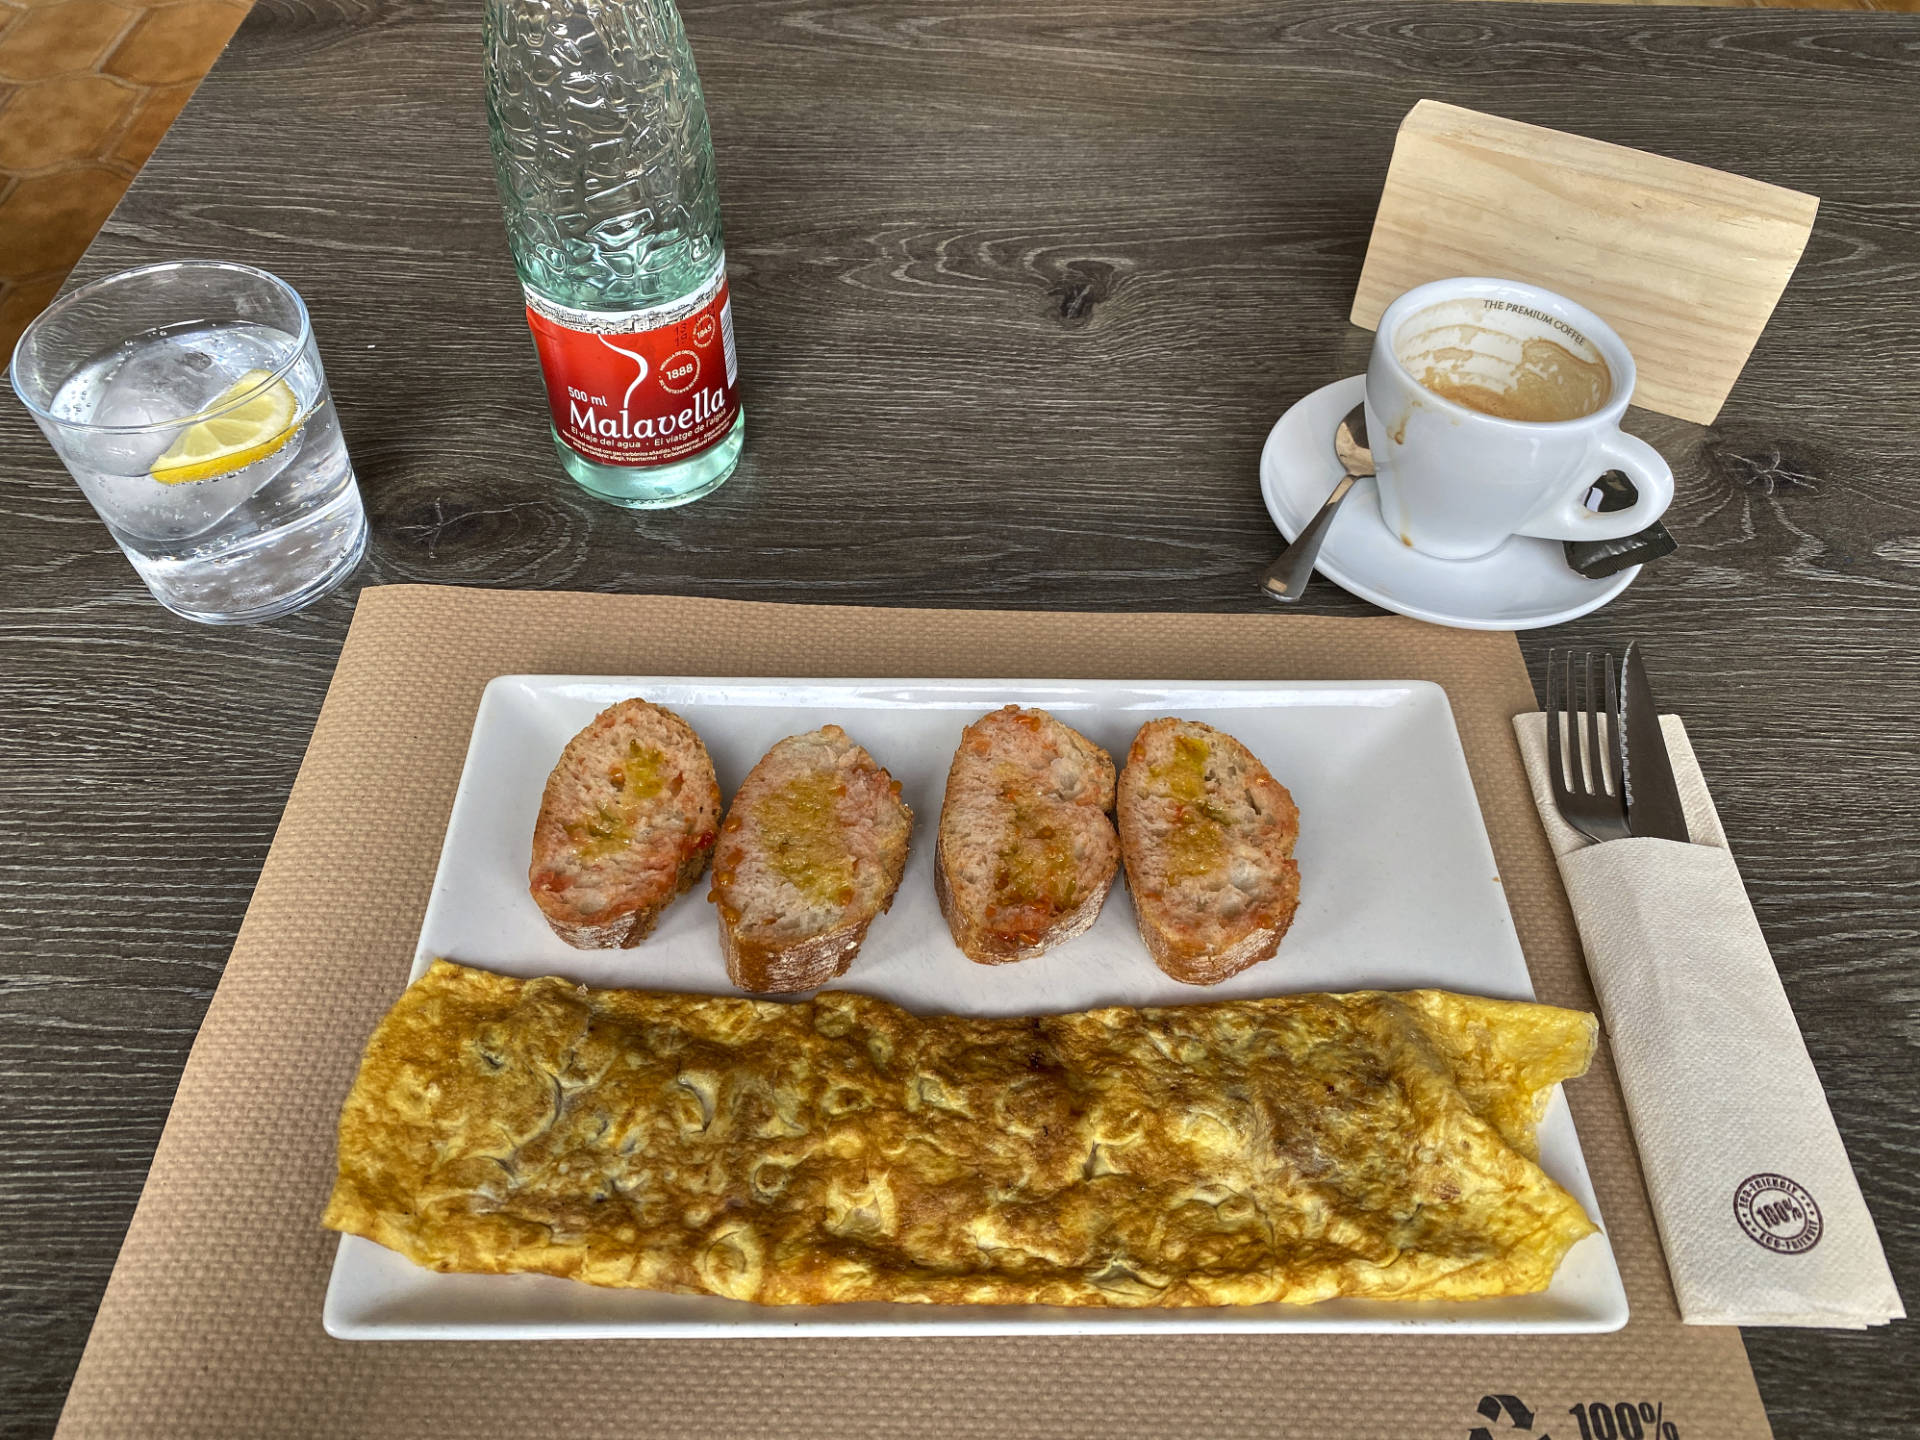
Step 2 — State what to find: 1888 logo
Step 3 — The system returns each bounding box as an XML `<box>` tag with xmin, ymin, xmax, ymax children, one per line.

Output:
<box><xmin>1733</xmin><ymin>1172</ymin><xmax>1823</xmax><ymax>1254</ymax></box>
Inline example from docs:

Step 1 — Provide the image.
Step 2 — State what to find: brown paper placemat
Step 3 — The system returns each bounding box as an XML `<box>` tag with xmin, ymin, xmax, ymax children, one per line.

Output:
<box><xmin>56</xmin><ymin>586</ymin><xmax>1771</xmax><ymax>1440</ymax></box>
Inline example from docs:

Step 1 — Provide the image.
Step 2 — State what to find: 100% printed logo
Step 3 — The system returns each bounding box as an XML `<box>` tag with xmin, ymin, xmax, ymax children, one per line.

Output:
<box><xmin>1469</xmin><ymin>1393</ymin><xmax>1679</xmax><ymax>1440</ymax></box>
<box><xmin>1566</xmin><ymin>1400</ymin><xmax>1678</xmax><ymax>1440</ymax></box>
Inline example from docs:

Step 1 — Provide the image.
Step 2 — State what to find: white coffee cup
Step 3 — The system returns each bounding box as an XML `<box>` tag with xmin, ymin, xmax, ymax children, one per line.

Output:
<box><xmin>1364</xmin><ymin>277</ymin><xmax>1674</xmax><ymax>561</ymax></box>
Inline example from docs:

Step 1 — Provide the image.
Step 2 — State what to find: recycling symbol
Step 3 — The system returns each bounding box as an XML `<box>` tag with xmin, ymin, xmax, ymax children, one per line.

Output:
<box><xmin>1470</xmin><ymin>1394</ymin><xmax>1550</xmax><ymax>1440</ymax></box>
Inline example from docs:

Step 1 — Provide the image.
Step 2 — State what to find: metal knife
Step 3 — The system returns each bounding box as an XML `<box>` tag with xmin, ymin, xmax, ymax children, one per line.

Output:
<box><xmin>1621</xmin><ymin>642</ymin><xmax>1691</xmax><ymax>842</ymax></box>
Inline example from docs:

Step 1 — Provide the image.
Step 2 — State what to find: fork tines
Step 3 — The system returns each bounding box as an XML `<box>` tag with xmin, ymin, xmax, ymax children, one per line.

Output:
<box><xmin>1545</xmin><ymin>649</ymin><xmax>1631</xmax><ymax>844</ymax></box>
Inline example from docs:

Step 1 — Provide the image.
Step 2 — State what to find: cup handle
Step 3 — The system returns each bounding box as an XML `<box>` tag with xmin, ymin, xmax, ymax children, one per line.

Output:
<box><xmin>1514</xmin><ymin>430</ymin><xmax>1675</xmax><ymax>543</ymax></box>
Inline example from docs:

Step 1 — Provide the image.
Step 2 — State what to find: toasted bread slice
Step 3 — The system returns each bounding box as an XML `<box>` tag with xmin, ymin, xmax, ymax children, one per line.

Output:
<box><xmin>1117</xmin><ymin>718</ymin><xmax>1300</xmax><ymax>985</ymax></box>
<box><xmin>935</xmin><ymin>705</ymin><xmax>1120</xmax><ymax>964</ymax></box>
<box><xmin>528</xmin><ymin>699</ymin><xmax>721</xmax><ymax>949</ymax></box>
<box><xmin>709</xmin><ymin>726</ymin><xmax>912</xmax><ymax>993</ymax></box>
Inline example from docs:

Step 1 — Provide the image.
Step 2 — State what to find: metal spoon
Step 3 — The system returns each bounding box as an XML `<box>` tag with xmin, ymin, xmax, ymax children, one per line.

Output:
<box><xmin>1260</xmin><ymin>405</ymin><xmax>1373</xmax><ymax>603</ymax></box>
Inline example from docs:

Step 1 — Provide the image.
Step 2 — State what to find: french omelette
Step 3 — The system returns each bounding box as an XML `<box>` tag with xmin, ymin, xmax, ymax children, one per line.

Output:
<box><xmin>325</xmin><ymin>960</ymin><xmax>1599</xmax><ymax>1307</ymax></box>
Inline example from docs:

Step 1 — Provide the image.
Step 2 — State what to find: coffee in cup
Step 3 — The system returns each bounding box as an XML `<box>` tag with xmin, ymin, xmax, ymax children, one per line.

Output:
<box><xmin>1397</xmin><ymin>295</ymin><xmax>1613</xmax><ymax>423</ymax></box>
<box><xmin>1363</xmin><ymin>278</ymin><xmax>1673</xmax><ymax>561</ymax></box>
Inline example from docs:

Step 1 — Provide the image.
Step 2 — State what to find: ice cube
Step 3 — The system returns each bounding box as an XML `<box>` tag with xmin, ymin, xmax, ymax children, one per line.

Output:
<box><xmin>64</xmin><ymin>424</ymin><xmax>178</xmax><ymax>480</ymax></box>
<box><xmin>92</xmin><ymin>337</ymin><xmax>232</xmax><ymax>429</ymax></box>
<box><xmin>65</xmin><ymin>332</ymin><xmax>278</xmax><ymax>482</ymax></box>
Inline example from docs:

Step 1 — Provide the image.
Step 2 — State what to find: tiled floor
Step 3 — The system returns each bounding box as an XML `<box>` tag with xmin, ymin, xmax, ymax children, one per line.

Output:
<box><xmin>0</xmin><ymin>0</ymin><xmax>249</xmax><ymax>355</ymax></box>
<box><xmin>0</xmin><ymin>0</ymin><xmax>1914</xmax><ymax>359</ymax></box>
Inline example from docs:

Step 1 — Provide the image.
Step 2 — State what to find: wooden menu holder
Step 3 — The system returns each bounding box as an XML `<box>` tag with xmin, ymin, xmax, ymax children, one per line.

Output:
<box><xmin>1351</xmin><ymin>100</ymin><xmax>1819</xmax><ymax>425</ymax></box>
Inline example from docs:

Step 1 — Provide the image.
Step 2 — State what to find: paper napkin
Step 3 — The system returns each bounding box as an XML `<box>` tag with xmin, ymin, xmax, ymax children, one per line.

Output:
<box><xmin>1514</xmin><ymin>711</ymin><xmax>1904</xmax><ymax>1328</ymax></box>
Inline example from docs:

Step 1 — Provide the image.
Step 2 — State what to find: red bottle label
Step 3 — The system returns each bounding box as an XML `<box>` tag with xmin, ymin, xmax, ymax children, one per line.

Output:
<box><xmin>522</xmin><ymin>263</ymin><xmax>740</xmax><ymax>469</ymax></box>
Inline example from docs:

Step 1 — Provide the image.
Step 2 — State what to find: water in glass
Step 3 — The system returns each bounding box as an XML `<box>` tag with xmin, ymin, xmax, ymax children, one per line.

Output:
<box><xmin>53</xmin><ymin>326</ymin><xmax>360</xmax><ymax>622</ymax></box>
<box><xmin>12</xmin><ymin>261</ymin><xmax>367</xmax><ymax>625</ymax></box>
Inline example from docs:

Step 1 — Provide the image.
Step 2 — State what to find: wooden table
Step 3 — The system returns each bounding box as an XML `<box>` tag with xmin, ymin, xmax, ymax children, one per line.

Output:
<box><xmin>2</xmin><ymin>0</ymin><xmax>1915</xmax><ymax>1433</ymax></box>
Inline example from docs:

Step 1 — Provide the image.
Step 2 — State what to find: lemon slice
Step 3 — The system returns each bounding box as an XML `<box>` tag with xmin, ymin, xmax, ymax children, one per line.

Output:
<box><xmin>150</xmin><ymin>369</ymin><xmax>302</xmax><ymax>485</ymax></box>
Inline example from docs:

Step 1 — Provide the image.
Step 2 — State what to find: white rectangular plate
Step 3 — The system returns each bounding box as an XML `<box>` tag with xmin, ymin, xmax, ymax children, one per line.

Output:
<box><xmin>325</xmin><ymin>676</ymin><xmax>1627</xmax><ymax>1339</ymax></box>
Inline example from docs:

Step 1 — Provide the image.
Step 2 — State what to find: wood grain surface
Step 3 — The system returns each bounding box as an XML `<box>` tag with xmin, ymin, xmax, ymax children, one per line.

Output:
<box><xmin>0</xmin><ymin>0</ymin><xmax>1915</xmax><ymax>1435</ymax></box>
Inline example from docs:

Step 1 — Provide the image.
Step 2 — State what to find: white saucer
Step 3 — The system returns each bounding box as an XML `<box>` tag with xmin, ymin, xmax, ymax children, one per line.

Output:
<box><xmin>1258</xmin><ymin>375</ymin><xmax>1639</xmax><ymax>631</ymax></box>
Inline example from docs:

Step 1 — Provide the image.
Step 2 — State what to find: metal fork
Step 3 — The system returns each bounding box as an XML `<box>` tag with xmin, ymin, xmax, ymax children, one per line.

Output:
<box><xmin>1545</xmin><ymin>649</ymin><xmax>1631</xmax><ymax>843</ymax></box>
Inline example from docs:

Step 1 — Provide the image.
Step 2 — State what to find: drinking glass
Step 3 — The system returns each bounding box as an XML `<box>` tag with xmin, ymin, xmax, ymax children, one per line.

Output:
<box><xmin>9</xmin><ymin>261</ymin><xmax>368</xmax><ymax>624</ymax></box>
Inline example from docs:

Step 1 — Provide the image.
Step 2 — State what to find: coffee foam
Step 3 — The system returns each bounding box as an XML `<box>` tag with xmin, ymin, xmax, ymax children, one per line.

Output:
<box><xmin>1395</xmin><ymin>298</ymin><xmax>1612</xmax><ymax>423</ymax></box>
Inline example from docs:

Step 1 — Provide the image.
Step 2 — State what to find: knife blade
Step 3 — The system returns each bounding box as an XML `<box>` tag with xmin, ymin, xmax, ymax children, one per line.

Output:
<box><xmin>1621</xmin><ymin>642</ymin><xmax>1691</xmax><ymax>842</ymax></box>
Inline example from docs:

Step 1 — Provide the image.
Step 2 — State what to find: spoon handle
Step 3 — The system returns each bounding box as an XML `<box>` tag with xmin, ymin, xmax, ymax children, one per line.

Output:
<box><xmin>1260</xmin><ymin>472</ymin><xmax>1360</xmax><ymax>602</ymax></box>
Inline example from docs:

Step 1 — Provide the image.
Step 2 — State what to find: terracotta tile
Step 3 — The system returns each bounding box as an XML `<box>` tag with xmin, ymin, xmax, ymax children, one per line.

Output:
<box><xmin>0</xmin><ymin>164</ymin><xmax>127</xmax><ymax>275</ymax></box>
<box><xmin>0</xmin><ymin>73</ymin><xmax>137</xmax><ymax>169</ymax></box>
<box><xmin>102</xmin><ymin>0</ymin><xmax>241</xmax><ymax>85</ymax></box>
<box><xmin>111</xmin><ymin>76</ymin><xmax>193</xmax><ymax>165</ymax></box>
<box><xmin>0</xmin><ymin>0</ymin><xmax>131</xmax><ymax>81</ymax></box>
<box><xmin>0</xmin><ymin>267</ymin><xmax>65</xmax><ymax>354</ymax></box>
